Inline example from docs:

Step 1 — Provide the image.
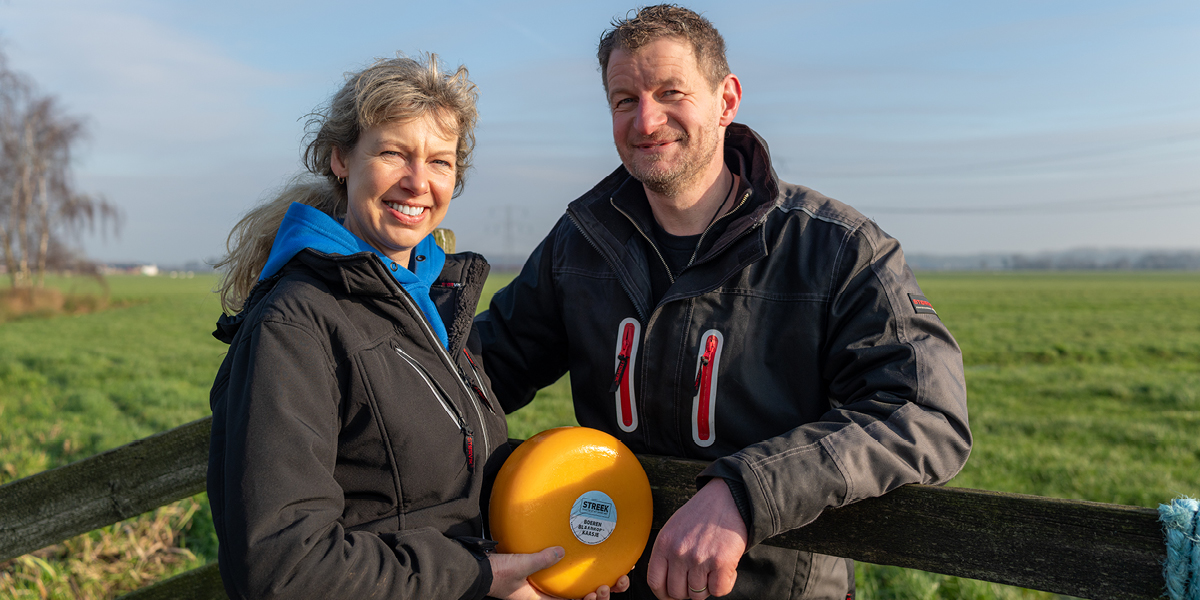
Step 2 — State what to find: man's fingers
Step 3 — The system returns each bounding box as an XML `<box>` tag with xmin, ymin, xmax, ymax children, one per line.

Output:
<box><xmin>645</xmin><ymin>553</ymin><xmax>667</xmax><ymax>596</ymax></box>
<box><xmin>666</xmin><ymin>559</ymin><xmax>692</xmax><ymax>600</ymax></box>
<box><xmin>687</xmin><ymin>571</ymin><xmax>711</xmax><ymax>599</ymax></box>
<box><xmin>710</xmin><ymin>567</ymin><xmax>737</xmax><ymax>596</ymax></box>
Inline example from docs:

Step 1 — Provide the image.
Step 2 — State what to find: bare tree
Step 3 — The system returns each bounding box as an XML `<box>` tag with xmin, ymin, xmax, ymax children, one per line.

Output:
<box><xmin>0</xmin><ymin>46</ymin><xmax>120</xmax><ymax>289</ymax></box>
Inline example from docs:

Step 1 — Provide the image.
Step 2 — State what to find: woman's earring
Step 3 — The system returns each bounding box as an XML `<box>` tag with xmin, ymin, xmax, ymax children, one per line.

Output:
<box><xmin>337</xmin><ymin>176</ymin><xmax>346</xmax><ymax>185</ymax></box>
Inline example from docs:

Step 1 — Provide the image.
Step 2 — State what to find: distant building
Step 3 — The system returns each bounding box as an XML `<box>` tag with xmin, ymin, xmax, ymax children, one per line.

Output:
<box><xmin>105</xmin><ymin>263</ymin><xmax>159</xmax><ymax>276</ymax></box>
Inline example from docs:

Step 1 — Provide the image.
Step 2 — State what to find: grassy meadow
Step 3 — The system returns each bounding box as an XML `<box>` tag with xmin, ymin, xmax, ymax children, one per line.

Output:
<box><xmin>1</xmin><ymin>270</ymin><xmax>1197</xmax><ymax>598</ymax></box>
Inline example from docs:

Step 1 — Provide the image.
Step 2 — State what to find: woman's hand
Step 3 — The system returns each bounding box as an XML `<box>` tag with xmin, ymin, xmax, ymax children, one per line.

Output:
<box><xmin>487</xmin><ymin>547</ymin><xmax>632</xmax><ymax>600</ymax></box>
<box><xmin>582</xmin><ymin>574</ymin><xmax>630</xmax><ymax>600</ymax></box>
<box><xmin>488</xmin><ymin>547</ymin><xmax>562</xmax><ymax>600</ymax></box>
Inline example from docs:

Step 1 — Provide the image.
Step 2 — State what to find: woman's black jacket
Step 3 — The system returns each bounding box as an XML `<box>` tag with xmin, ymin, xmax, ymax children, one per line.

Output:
<box><xmin>208</xmin><ymin>248</ymin><xmax>508</xmax><ymax>600</ymax></box>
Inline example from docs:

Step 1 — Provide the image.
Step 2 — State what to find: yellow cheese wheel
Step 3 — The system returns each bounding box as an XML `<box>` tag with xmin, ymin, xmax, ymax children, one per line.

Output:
<box><xmin>489</xmin><ymin>426</ymin><xmax>653</xmax><ymax>598</ymax></box>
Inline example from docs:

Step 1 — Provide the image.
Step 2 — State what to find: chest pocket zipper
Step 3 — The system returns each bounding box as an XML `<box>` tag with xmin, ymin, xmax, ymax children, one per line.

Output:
<box><xmin>692</xmin><ymin>330</ymin><xmax>724</xmax><ymax>448</ymax></box>
<box><xmin>460</xmin><ymin>349</ymin><xmax>497</xmax><ymax>414</ymax></box>
<box><xmin>609</xmin><ymin>318</ymin><xmax>641</xmax><ymax>433</ymax></box>
<box><xmin>394</xmin><ymin>346</ymin><xmax>475</xmax><ymax>472</ymax></box>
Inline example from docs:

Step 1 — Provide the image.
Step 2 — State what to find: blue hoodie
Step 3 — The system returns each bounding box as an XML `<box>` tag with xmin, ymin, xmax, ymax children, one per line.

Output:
<box><xmin>259</xmin><ymin>202</ymin><xmax>449</xmax><ymax>349</ymax></box>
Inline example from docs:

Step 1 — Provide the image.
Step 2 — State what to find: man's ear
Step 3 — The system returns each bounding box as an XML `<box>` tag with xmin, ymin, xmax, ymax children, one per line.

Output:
<box><xmin>718</xmin><ymin>73</ymin><xmax>742</xmax><ymax>127</ymax></box>
<box><xmin>330</xmin><ymin>146</ymin><xmax>349</xmax><ymax>179</ymax></box>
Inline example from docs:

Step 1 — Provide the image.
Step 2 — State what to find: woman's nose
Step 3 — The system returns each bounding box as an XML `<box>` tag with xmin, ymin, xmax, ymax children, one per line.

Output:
<box><xmin>400</xmin><ymin>165</ymin><xmax>430</xmax><ymax>195</ymax></box>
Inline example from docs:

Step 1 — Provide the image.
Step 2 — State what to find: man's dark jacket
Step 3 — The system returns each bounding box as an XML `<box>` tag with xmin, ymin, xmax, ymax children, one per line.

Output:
<box><xmin>209</xmin><ymin>249</ymin><xmax>507</xmax><ymax>600</ymax></box>
<box><xmin>475</xmin><ymin>124</ymin><xmax>972</xmax><ymax>599</ymax></box>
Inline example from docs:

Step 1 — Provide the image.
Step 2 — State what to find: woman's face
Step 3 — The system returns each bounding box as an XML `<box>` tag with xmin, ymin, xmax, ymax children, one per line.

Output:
<box><xmin>331</xmin><ymin>113</ymin><xmax>458</xmax><ymax>267</ymax></box>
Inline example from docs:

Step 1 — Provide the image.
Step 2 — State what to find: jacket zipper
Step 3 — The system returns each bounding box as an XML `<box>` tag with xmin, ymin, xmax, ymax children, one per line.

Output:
<box><xmin>387</xmin><ymin>276</ymin><xmax>492</xmax><ymax>462</ymax></box>
<box><xmin>611</xmin><ymin>201</ymin><xmax>677</xmax><ymax>285</ymax></box>
<box><xmin>566</xmin><ymin>183</ymin><xmax>764</xmax><ymax>320</ymax></box>
<box><xmin>608</xmin><ymin>318</ymin><xmax>641</xmax><ymax>432</ymax></box>
<box><xmin>461</xmin><ymin>348</ymin><xmax>497</xmax><ymax>413</ymax></box>
<box><xmin>686</xmin><ymin>188</ymin><xmax>752</xmax><ymax>269</ymax></box>
<box><xmin>394</xmin><ymin>346</ymin><xmax>476</xmax><ymax>472</ymax></box>
<box><xmin>611</xmin><ymin>186</ymin><xmax>753</xmax><ymax>284</ymax></box>
<box><xmin>691</xmin><ymin>330</ymin><xmax>724</xmax><ymax>448</ymax></box>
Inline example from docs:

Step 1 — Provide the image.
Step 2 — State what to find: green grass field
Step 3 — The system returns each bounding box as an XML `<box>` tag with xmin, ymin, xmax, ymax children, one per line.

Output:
<box><xmin>1</xmin><ymin>270</ymin><xmax>1197</xmax><ymax>598</ymax></box>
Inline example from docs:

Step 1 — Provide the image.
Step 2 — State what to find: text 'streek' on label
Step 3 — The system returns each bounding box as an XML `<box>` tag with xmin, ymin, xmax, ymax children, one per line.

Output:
<box><xmin>569</xmin><ymin>490</ymin><xmax>617</xmax><ymax>545</ymax></box>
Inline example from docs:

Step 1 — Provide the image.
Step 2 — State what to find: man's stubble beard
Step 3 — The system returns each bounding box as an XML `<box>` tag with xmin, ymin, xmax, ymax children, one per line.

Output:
<box><xmin>622</xmin><ymin>121</ymin><xmax>720</xmax><ymax>199</ymax></box>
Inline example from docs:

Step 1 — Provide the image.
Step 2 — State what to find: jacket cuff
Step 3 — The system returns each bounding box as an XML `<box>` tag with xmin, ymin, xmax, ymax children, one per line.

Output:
<box><xmin>698</xmin><ymin>463</ymin><xmax>756</xmax><ymax>546</ymax></box>
<box><xmin>455</xmin><ymin>537</ymin><xmax>496</xmax><ymax>600</ymax></box>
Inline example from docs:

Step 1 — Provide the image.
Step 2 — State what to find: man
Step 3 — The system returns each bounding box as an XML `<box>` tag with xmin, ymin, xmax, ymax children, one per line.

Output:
<box><xmin>476</xmin><ymin>6</ymin><xmax>971</xmax><ymax>599</ymax></box>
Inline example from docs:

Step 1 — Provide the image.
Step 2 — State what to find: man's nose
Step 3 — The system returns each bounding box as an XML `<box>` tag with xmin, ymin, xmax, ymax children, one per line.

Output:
<box><xmin>634</xmin><ymin>99</ymin><xmax>667</xmax><ymax>135</ymax></box>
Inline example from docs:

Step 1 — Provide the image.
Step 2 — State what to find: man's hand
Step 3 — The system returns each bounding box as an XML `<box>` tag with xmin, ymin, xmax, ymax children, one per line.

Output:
<box><xmin>488</xmin><ymin>546</ymin><xmax>631</xmax><ymax>600</ymax></box>
<box><xmin>646</xmin><ymin>478</ymin><xmax>748</xmax><ymax>599</ymax></box>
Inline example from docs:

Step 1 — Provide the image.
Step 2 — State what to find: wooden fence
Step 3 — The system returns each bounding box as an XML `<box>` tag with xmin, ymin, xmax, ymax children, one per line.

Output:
<box><xmin>0</xmin><ymin>416</ymin><xmax>1168</xmax><ymax>600</ymax></box>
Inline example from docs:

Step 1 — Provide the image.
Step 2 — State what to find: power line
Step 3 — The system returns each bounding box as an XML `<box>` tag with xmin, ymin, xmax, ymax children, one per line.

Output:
<box><xmin>808</xmin><ymin>131</ymin><xmax>1200</xmax><ymax>178</ymax></box>
<box><xmin>857</xmin><ymin>188</ymin><xmax>1200</xmax><ymax>215</ymax></box>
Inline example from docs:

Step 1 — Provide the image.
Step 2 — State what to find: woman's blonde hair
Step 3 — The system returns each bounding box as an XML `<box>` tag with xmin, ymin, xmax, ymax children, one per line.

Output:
<box><xmin>214</xmin><ymin>53</ymin><xmax>478</xmax><ymax>314</ymax></box>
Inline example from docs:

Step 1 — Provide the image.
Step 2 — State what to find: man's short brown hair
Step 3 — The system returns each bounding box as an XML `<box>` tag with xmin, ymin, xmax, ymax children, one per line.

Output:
<box><xmin>597</xmin><ymin>4</ymin><xmax>731</xmax><ymax>94</ymax></box>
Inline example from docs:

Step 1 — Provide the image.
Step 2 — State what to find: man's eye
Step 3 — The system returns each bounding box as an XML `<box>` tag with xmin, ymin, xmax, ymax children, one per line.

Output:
<box><xmin>613</xmin><ymin>97</ymin><xmax>635</xmax><ymax>108</ymax></box>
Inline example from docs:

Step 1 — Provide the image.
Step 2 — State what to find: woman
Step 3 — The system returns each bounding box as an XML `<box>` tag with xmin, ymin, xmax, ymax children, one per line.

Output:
<box><xmin>208</xmin><ymin>54</ymin><xmax>627</xmax><ymax>600</ymax></box>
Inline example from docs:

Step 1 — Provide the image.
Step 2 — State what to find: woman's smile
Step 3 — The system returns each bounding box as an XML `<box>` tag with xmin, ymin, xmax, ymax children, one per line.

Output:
<box><xmin>332</xmin><ymin>113</ymin><xmax>458</xmax><ymax>267</ymax></box>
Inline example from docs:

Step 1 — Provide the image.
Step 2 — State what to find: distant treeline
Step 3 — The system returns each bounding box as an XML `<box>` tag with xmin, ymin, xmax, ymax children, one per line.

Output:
<box><xmin>907</xmin><ymin>248</ymin><xmax>1200</xmax><ymax>271</ymax></box>
<box><xmin>148</xmin><ymin>249</ymin><xmax>1200</xmax><ymax>275</ymax></box>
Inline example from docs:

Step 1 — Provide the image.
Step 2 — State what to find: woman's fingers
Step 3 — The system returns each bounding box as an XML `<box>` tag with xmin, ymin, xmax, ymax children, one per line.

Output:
<box><xmin>522</xmin><ymin>546</ymin><xmax>565</xmax><ymax>577</ymax></box>
<box><xmin>488</xmin><ymin>547</ymin><xmax>563</xmax><ymax>599</ymax></box>
<box><xmin>612</xmin><ymin>574</ymin><xmax>630</xmax><ymax>593</ymax></box>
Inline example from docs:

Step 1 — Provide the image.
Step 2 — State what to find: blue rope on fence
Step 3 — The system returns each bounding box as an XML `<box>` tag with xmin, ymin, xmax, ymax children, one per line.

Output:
<box><xmin>1160</xmin><ymin>497</ymin><xmax>1200</xmax><ymax>600</ymax></box>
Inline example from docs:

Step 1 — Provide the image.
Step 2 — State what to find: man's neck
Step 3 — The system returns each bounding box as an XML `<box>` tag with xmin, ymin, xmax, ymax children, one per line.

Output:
<box><xmin>645</xmin><ymin>161</ymin><xmax>733</xmax><ymax>237</ymax></box>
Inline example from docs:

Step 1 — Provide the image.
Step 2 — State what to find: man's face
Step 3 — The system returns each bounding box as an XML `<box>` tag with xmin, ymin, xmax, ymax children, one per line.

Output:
<box><xmin>606</xmin><ymin>37</ymin><xmax>726</xmax><ymax>197</ymax></box>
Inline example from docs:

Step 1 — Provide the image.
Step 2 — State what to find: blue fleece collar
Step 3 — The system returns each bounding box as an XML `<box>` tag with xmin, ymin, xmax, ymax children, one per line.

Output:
<box><xmin>259</xmin><ymin>202</ymin><xmax>449</xmax><ymax>348</ymax></box>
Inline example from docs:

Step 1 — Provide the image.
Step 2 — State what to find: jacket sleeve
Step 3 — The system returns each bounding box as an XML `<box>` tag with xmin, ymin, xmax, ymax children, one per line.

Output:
<box><xmin>700</xmin><ymin>222</ymin><xmax>972</xmax><ymax>547</ymax></box>
<box><xmin>208</xmin><ymin>315</ymin><xmax>492</xmax><ymax>600</ymax></box>
<box><xmin>473</xmin><ymin>224</ymin><xmax>572</xmax><ymax>414</ymax></box>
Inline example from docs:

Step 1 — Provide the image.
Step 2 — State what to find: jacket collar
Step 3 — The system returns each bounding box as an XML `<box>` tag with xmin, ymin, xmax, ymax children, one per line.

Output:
<box><xmin>564</xmin><ymin>123</ymin><xmax>779</xmax><ymax>316</ymax></box>
<box><xmin>570</xmin><ymin>124</ymin><xmax>781</xmax><ymax>235</ymax></box>
<box><xmin>257</xmin><ymin>202</ymin><xmax>449</xmax><ymax>348</ymax></box>
<box><xmin>213</xmin><ymin>248</ymin><xmax>490</xmax><ymax>351</ymax></box>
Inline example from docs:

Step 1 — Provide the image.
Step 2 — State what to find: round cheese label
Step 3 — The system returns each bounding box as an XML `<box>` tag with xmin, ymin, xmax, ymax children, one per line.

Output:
<box><xmin>570</xmin><ymin>490</ymin><xmax>617</xmax><ymax>545</ymax></box>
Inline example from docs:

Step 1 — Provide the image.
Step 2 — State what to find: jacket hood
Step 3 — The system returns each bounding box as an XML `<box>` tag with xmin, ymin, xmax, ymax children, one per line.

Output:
<box><xmin>257</xmin><ymin>202</ymin><xmax>449</xmax><ymax>348</ymax></box>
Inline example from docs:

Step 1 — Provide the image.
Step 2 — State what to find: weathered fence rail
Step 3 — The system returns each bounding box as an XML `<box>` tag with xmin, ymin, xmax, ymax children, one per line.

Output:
<box><xmin>0</xmin><ymin>417</ymin><xmax>1168</xmax><ymax>600</ymax></box>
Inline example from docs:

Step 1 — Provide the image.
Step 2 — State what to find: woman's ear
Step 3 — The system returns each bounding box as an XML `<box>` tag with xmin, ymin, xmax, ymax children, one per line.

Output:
<box><xmin>330</xmin><ymin>146</ymin><xmax>349</xmax><ymax>178</ymax></box>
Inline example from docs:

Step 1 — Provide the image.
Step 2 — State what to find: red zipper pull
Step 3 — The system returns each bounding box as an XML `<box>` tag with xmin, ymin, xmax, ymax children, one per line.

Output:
<box><xmin>693</xmin><ymin>335</ymin><xmax>719</xmax><ymax>394</ymax></box>
<box><xmin>609</xmin><ymin>324</ymin><xmax>636</xmax><ymax>393</ymax></box>
<box><xmin>692</xmin><ymin>332</ymin><xmax>722</xmax><ymax>447</ymax></box>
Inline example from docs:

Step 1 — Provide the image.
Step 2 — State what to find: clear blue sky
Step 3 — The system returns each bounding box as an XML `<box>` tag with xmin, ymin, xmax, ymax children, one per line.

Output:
<box><xmin>2</xmin><ymin>0</ymin><xmax>1197</xmax><ymax>266</ymax></box>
